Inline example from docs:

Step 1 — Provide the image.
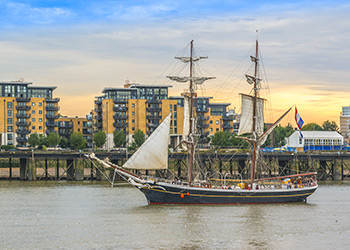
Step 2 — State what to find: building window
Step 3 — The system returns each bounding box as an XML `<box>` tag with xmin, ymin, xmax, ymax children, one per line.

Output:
<box><xmin>216</xmin><ymin>120</ymin><xmax>219</xmax><ymax>125</ymax></box>
<box><xmin>299</xmin><ymin>138</ymin><xmax>302</xmax><ymax>144</ymax></box>
<box><xmin>7</xmin><ymin>118</ymin><xmax>13</xmax><ymax>125</ymax></box>
<box><xmin>39</xmin><ymin>126</ymin><xmax>42</xmax><ymax>130</ymax></box>
<box><xmin>32</xmin><ymin>102</ymin><xmax>35</xmax><ymax>106</ymax></box>
<box><xmin>170</xmin><ymin>104</ymin><xmax>172</xmax><ymax>111</ymax></box>
<box><xmin>132</xmin><ymin>112</ymin><xmax>135</xmax><ymax>116</ymax></box>
<box><xmin>210</xmin><ymin>120</ymin><xmax>213</xmax><ymax>124</ymax></box>
<box><xmin>32</xmin><ymin>110</ymin><xmax>35</xmax><ymax>114</ymax></box>
<box><xmin>174</xmin><ymin>104</ymin><xmax>177</xmax><ymax>111</ymax></box>
<box><xmin>7</xmin><ymin>134</ymin><xmax>13</xmax><ymax>141</ymax></box>
<box><xmin>78</xmin><ymin>121</ymin><xmax>80</xmax><ymax>125</ymax></box>
<box><xmin>7</xmin><ymin>102</ymin><xmax>13</xmax><ymax>109</ymax></box>
<box><xmin>7</xmin><ymin>110</ymin><xmax>13</xmax><ymax>117</ymax></box>
<box><xmin>78</xmin><ymin>128</ymin><xmax>80</xmax><ymax>132</ymax></box>
<box><xmin>132</xmin><ymin>127</ymin><xmax>135</xmax><ymax>131</ymax></box>
<box><xmin>210</xmin><ymin>128</ymin><xmax>213</xmax><ymax>132</ymax></box>
<box><xmin>174</xmin><ymin>128</ymin><xmax>177</xmax><ymax>134</ymax></box>
<box><xmin>39</xmin><ymin>118</ymin><xmax>42</xmax><ymax>122</ymax></box>
<box><xmin>174</xmin><ymin>120</ymin><xmax>177</xmax><ymax>126</ymax></box>
<box><xmin>7</xmin><ymin>126</ymin><xmax>12</xmax><ymax>132</ymax></box>
<box><xmin>39</xmin><ymin>102</ymin><xmax>42</xmax><ymax>107</ymax></box>
<box><xmin>132</xmin><ymin>104</ymin><xmax>135</xmax><ymax>108</ymax></box>
<box><xmin>39</xmin><ymin>110</ymin><xmax>42</xmax><ymax>114</ymax></box>
<box><xmin>32</xmin><ymin>126</ymin><xmax>35</xmax><ymax>130</ymax></box>
<box><xmin>132</xmin><ymin>119</ymin><xmax>135</xmax><ymax>124</ymax></box>
<box><xmin>32</xmin><ymin>118</ymin><xmax>35</xmax><ymax>122</ymax></box>
<box><xmin>216</xmin><ymin>128</ymin><xmax>219</xmax><ymax>132</ymax></box>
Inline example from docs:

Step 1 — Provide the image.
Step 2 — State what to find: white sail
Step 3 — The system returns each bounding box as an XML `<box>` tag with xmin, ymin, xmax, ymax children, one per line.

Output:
<box><xmin>123</xmin><ymin>114</ymin><xmax>171</xmax><ymax>170</ymax></box>
<box><xmin>237</xmin><ymin>94</ymin><xmax>264</xmax><ymax>136</ymax></box>
<box><xmin>183</xmin><ymin>96</ymin><xmax>190</xmax><ymax>138</ymax></box>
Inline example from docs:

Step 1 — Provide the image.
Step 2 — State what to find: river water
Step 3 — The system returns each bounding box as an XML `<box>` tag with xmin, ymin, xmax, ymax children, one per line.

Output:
<box><xmin>0</xmin><ymin>181</ymin><xmax>349</xmax><ymax>250</ymax></box>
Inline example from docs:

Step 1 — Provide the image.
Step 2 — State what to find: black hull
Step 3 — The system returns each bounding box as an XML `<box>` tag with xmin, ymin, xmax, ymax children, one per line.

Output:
<box><xmin>139</xmin><ymin>183</ymin><xmax>317</xmax><ymax>204</ymax></box>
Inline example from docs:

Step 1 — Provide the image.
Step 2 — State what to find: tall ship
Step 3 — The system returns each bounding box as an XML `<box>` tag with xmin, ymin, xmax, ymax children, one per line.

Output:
<box><xmin>87</xmin><ymin>38</ymin><xmax>318</xmax><ymax>204</ymax></box>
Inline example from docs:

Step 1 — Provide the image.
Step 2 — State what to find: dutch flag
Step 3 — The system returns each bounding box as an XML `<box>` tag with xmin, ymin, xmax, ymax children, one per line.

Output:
<box><xmin>295</xmin><ymin>107</ymin><xmax>304</xmax><ymax>138</ymax></box>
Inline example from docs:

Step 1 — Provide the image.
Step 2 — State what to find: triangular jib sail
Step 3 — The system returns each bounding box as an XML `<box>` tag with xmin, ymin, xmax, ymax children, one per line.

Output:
<box><xmin>123</xmin><ymin>113</ymin><xmax>171</xmax><ymax>170</ymax></box>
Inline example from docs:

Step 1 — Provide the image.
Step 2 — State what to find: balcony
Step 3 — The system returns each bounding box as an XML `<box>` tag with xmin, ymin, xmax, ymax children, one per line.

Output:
<box><xmin>147</xmin><ymin>123</ymin><xmax>159</xmax><ymax>128</ymax></box>
<box><xmin>59</xmin><ymin>123</ymin><xmax>73</xmax><ymax>129</ymax></box>
<box><xmin>95</xmin><ymin>122</ymin><xmax>102</xmax><ymax>128</ymax></box>
<box><xmin>46</xmin><ymin>114</ymin><xmax>60</xmax><ymax>119</ymax></box>
<box><xmin>46</xmin><ymin>129</ymin><xmax>57</xmax><ymax>135</ymax></box>
<box><xmin>94</xmin><ymin>107</ymin><xmax>102</xmax><ymax>113</ymax></box>
<box><xmin>16</xmin><ymin>113</ymin><xmax>31</xmax><ymax>119</ymax></box>
<box><xmin>59</xmin><ymin>130</ymin><xmax>71</xmax><ymax>136</ymax></box>
<box><xmin>16</xmin><ymin>105</ymin><xmax>30</xmax><ymax>111</ymax></box>
<box><xmin>146</xmin><ymin>99</ymin><xmax>161</xmax><ymax>104</ymax></box>
<box><xmin>197</xmin><ymin>116</ymin><xmax>209</xmax><ymax>121</ymax></box>
<box><xmin>16</xmin><ymin>121</ymin><xmax>31</xmax><ymax>127</ymax></box>
<box><xmin>113</xmin><ymin>106</ymin><xmax>128</xmax><ymax>112</ymax></box>
<box><xmin>94</xmin><ymin>99</ymin><xmax>102</xmax><ymax>105</ymax></box>
<box><xmin>146</xmin><ymin>107</ymin><xmax>161</xmax><ymax>112</ymax></box>
<box><xmin>197</xmin><ymin>123</ymin><xmax>209</xmax><ymax>129</ymax></box>
<box><xmin>16</xmin><ymin>137</ymin><xmax>28</xmax><ymax>143</ymax></box>
<box><xmin>46</xmin><ymin>122</ymin><xmax>58</xmax><ymax>127</ymax></box>
<box><xmin>16</xmin><ymin>97</ymin><xmax>30</xmax><ymax>102</ymax></box>
<box><xmin>113</xmin><ymin>115</ymin><xmax>128</xmax><ymax>120</ymax></box>
<box><xmin>45</xmin><ymin>98</ymin><xmax>60</xmax><ymax>103</ymax></box>
<box><xmin>96</xmin><ymin>115</ymin><xmax>102</xmax><ymax>121</ymax></box>
<box><xmin>46</xmin><ymin>106</ymin><xmax>60</xmax><ymax>111</ymax></box>
<box><xmin>16</xmin><ymin>129</ymin><xmax>31</xmax><ymax>135</ymax></box>
<box><xmin>146</xmin><ymin>115</ymin><xmax>161</xmax><ymax>120</ymax></box>
<box><xmin>223</xmin><ymin>116</ymin><xmax>234</xmax><ymax>121</ymax></box>
<box><xmin>113</xmin><ymin>99</ymin><xmax>128</xmax><ymax>104</ymax></box>
<box><xmin>113</xmin><ymin>122</ymin><xmax>128</xmax><ymax>128</ymax></box>
<box><xmin>196</xmin><ymin>108</ymin><xmax>209</xmax><ymax>113</ymax></box>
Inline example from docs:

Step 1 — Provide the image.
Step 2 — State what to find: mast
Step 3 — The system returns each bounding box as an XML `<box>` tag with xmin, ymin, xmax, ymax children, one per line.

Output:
<box><xmin>166</xmin><ymin>40</ymin><xmax>215</xmax><ymax>186</ymax></box>
<box><xmin>188</xmin><ymin>40</ymin><xmax>195</xmax><ymax>186</ymax></box>
<box><xmin>251</xmin><ymin>37</ymin><xmax>259</xmax><ymax>186</ymax></box>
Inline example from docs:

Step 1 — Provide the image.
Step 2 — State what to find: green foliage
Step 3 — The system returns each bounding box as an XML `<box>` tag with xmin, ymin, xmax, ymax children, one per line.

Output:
<box><xmin>210</xmin><ymin>131</ymin><xmax>250</xmax><ymax>149</ymax></box>
<box><xmin>134</xmin><ymin>129</ymin><xmax>145</xmax><ymax>147</ymax></box>
<box><xmin>93</xmin><ymin>131</ymin><xmax>106</xmax><ymax>148</ymax></box>
<box><xmin>321</xmin><ymin>120</ymin><xmax>339</xmax><ymax>132</ymax></box>
<box><xmin>113</xmin><ymin>130</ymin><xmax>125</xmax><ymax>148</ymax></box>
<box><xmin>28</xmin><ymin>133</ymin><xmax>40</xmax><ymax>148</ymax></box>
<box><xmin>302</xmin><ymin>123</ymin><xmax>322</xmax><ymax>131</ymax></box>
<box><xmin>211</xmin><ymin>131</ymin><xmax>231</xmax><ymax>148</ymax></box>
<box><xmin>59</xmin><ymin>137</ymin><xmax>69</xmax><ymax>149</ymax></box>
<box><xmin>70</xmin><ymin>132</ymin><xmax>87</xmax><ymax>150</ymax></box>
<box><xmin>46</xmin><ymin>133</ymin><xmax>61</xmax><ymax>148</ymax></box>
<box><xmin>1</xmin><ymin>145</ymin><xmax>16</xmax><ymax>150</ymax></box>
<box><xmin>271</xmin><ymin>123</ymin><xmax>294</xmax><ymax>147</ymax></box>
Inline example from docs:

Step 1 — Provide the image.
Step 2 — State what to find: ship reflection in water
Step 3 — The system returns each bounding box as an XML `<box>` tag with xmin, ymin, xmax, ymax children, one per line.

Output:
<box><xmin>0</xmin><ymin>181</ymin><xmax>348</xmax><ymax>249</ymax></box>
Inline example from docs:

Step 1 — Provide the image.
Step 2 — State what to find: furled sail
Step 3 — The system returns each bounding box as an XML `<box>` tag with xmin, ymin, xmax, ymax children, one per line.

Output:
<box><xmin>237</xmin><ymin>94</ymin><xmax>264</xmax><ymax>136</ymax></box>
<box><xmin>167</xmin><ymin>76</ymin><xmax>215</xmax><ymax>85</ymax></box>
<box><xmin>123</xmin><ymin>114</ymin><xmax>171</xmax><ymax>170</ymax></box>
<box><xmin>175</xmin><ymin>56</ymin><xmax>208</xmax><ymax>63</ymax></box>
<box><xmin>257</xmin><ymin>107</ymin><xmax>292</xmax><ymax>147</ymax></box>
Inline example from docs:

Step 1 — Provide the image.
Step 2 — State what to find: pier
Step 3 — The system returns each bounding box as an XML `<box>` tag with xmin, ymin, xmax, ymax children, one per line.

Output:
<box><xmin>0</xmin><ymin>151</ymin><xmax>349</xmax><ymax>181</ymax></box>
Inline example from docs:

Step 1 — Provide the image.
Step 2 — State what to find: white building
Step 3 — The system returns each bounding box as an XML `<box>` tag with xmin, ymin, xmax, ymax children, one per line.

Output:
<box><xmin>286</xmin><ymin>131</ymin><xmax>344</xmax><ymax>152</ymax></box>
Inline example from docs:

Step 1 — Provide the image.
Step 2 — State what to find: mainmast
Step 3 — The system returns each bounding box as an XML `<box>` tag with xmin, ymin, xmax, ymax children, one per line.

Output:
<box><xmin>167</xmin><ymin>40</ymin><xmax>215</xmax><ymax>186</ymax></box>
<box><xmin>251</xmin><ymin>38</ymin><xmax>259</xmax><ymax>186</ymax></box>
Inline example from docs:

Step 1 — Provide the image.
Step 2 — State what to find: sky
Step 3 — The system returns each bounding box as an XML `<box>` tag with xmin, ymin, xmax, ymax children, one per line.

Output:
<box><xmin>0</xmin><ymin>0</ymin><xmax>349</xmax><ymax>126</ymax></box>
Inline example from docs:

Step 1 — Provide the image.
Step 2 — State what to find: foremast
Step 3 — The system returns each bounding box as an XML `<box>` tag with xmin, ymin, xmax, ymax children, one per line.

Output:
<box><xmin>167</xmin><ymin>40</ymin><xmax>215</xmax><ymax>186</ymax></box>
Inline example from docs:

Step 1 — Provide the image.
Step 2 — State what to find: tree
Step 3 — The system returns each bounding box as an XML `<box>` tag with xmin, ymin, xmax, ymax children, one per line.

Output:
<box><xmin>322</xmin><ymin>120</ymin><xmax>339</xmax><ymax>132</ymax></box>
<box><xmin>211</xmin><ymin>131</ymin><xmax>231</xmax><ymax>148</ymax></box>
<box><xmin>70</xmin><ymin>132</ymin><xmax>87</xmax><ymax>150</ymax></box>
<box><xmin>46</xmin><ymin>133</ymin><xmax>61</xmax><ymax>148</ymax></box>
<box><xmin>59</xmin><ymin>137</ymin><xmax>69</xmax><ymax>149</ymax></box>
<box><xmin>134</xmin><ymin>129</ymin><xmax>145</xmax><ymax>147</ymax></box>
<box><xmin>93</xmin><ymin>131</ymin><xmax>106</xmax><ymax>149</ymax></box>
<box><xmin>28</xmin><ymin>133</ymin><xmax>40</xmax><ymax>148</ymax></box>
<box><xmin>114</xmin><ymin>130</ymin><xmax>125</xmax><ymax>148</ymax></box>
<box><xmin>302</xmin><ymin>123</ymin><xmax>322</xmax><ymax>131</ymax></box>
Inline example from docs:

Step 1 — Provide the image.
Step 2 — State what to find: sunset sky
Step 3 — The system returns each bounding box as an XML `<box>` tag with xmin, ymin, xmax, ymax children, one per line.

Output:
<box><xmin>0</xmin><ymin>0</ymin><xmax>349</xmax><ymax>126</ymax></box>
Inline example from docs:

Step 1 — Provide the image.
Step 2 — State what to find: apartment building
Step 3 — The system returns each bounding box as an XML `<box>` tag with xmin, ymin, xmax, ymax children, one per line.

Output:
<box><xmin>340</xmin><ymin>106</ymin><xmax>350</xmax><ymax>143</ymax></box>
<box><xmin>93</xmin><ymin>83</ymin><xmax>237</xmax><ymax>150</ymax></box>
<box><xmin>0</xmin><ymin>80</ymin><xmax>59</xmax><ymax>147</ymax></box>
